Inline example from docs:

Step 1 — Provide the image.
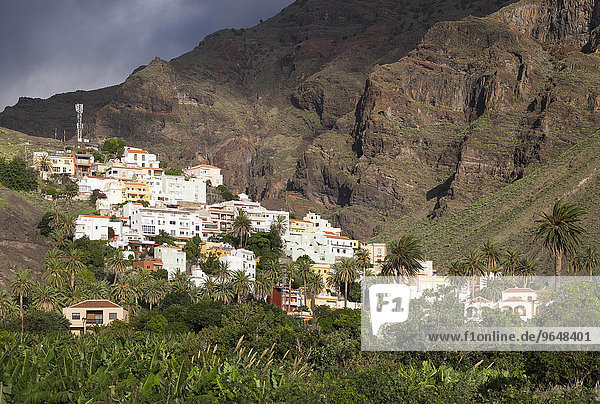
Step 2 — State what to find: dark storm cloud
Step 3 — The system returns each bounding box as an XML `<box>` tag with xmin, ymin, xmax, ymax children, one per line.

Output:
<box><xmin>0</xmin><ymin>0</ymin><xmax>294</xmax><ymax>111</ymax></box>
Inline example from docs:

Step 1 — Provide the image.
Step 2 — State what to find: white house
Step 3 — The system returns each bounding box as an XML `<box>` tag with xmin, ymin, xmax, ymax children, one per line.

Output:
<box><xmin>122</xmin><ymin>147</ymin><xmax>160</xmax><ymax>168</ymax></box>
<box><xmin>147</xmin><ymin>175</ymin><xmax>207</xmax><ymax>206</ymax></box>
<box><xmin>220</xmin><ymin>248</ymin><xmax>256</xmax><ymax>280</ymax></box>
<box><xmin>303</xmin><ymin>212</ymin><xmax>342</xmax><ymax>236</ymax></box>
<box><xmin>78</xmin><ymin>176</ymin><xmax>117</xmax><ymax>197</ymax></box>
<box><xmin>123</xmin><ymin>202</ymin><xmax>207</xmax><ymax>241</ymax></box>
<box><xmin>74</xmin><ymin>214</ymin><xmax>131</xmax><ymax>248</ymax></box>
<box><xmin>185</xmin><ymin>164</ymin><xmax>223</xmax><ymax>186</ymax></box>
<box><xmin>283</xmin><ymin>230</ymin><xmax>356</xmax><ymax>264</ymax></box>
<box><xmin>74</xmin><ymin>215</ymin><xmax>111</xmax><ymax>241</ymax></box>
<box><xmin>212</xmin><ymin>196</ymin><xmax>289</xmax><ymax>233</ymax></box>
<box><xmin>154</xmin><ymin>245</ymin><xmax>187</xmax><ymax>279</ymax></box>
<box><xmin>498</xmin><ymin>288</ymin><xmax>539</xmax><ymax>321</ymax></box>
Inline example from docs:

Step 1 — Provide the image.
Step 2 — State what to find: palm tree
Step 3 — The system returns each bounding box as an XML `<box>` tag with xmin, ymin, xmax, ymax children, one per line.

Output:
<box><xmin>11</xmin><ymin>269</ymin><xmax>32</xmax><ymax>333</ymax></box>
<box><xmin>65</xmin><ymin>247</ymin><xmax>86</xmax><ymax>288</ymax></box>
<box><xmin>45</xmin><ymin>247</ymin><xmax>64</xmax><ymax>262</ymax></box>
<box><xmin>216</xmin><ymin>261</ymin><xmax>231</xmax><ymax>283</ymax></box>
<box><xmin>535</xmin><ymin>199</ymin><xmax>586</xmax><ymax>276</ymax></box>
<box><xmin>32</xmin><ymin>283</ymin><xmax>63</xmax><ymax>312</ymax></box>
<box><xmin>262</xmin><ymin>258</ymin><xmax>282</xmax><ymax>286</ymax></box>
<box><xmin>232</xmin><ymin>209</ymin><xmax>252</xmax><ymax>247</ymax></box>
<box><xmin>502</xmin><ymin>249</ymin><xmax>522</xmax><ymax>276</ymax></box>
<box><xmin>582</xmin><ymin>246</ymin><xmax>600</xmax><ymax>277</ymax></box>
<box><xmin>62</xmin><ymin>181</ymin><xmax>78</xmax><ymax>204</ymax></box>
<box><xmin>381</xmin><ymin>235</ymin><xmax>424</xmax><ymax>277</ymax></box>
<box><xmin>283</xmin><ymin>262</ymin><xmax>296</xmax><ymax>312</ymax></box>
<box><xmin>144</xmin><ymin>278</ymin><xmax>168</xmax><ymax>310</ymax></box>
<box><xmin>271</xmin><ymin>215</ymin><xmax>288</xmax><ymax>236</ymax></box>
<box><xmin>214</xmin><ymin>282</ymin><xmax>234</xmax><ymax>304</ymax></box>
<box><xmin>35</xmin><ymin>154</ymin><xmax>53</xmax><ymax>180</ymax></box>
<box><xmin>254</xmin><ymin>270</ymin><xmax>274</xmax><ymax>301</ymax></box>
<box><xmin>202</xmin><ymin>277</ymin><xmax>217</xmax><ymax>300</ymax></box>
<box><xmin>445</xmin><ymin>260</ymin><xmax>464</xmax><ymax>299</ymax></box>
<box><xmin>230</xmin><ymin>269</ymin><xmax>252</xmax><ymax>303</ymax></box>
<box><xmin>171</xmin><ymin>271</ymin><xmax>192</xmax><ymax>294</ymax></box>
<box><xmin>57</xmin><ymin>215</ymin><xmax>76</xmax><ymax>240</ymax></box>
<box><xmin>517</xmin><ymin>257</ymin><xmax>537</xmax><ymax>287</ymax></box>
<box><xmin>112</xmin><ymin>277</ymin><xmax>134</xmax><ymax>303</ymax></box>
<box><xmin>481</xmin><ymin>240</ymin><xmax>502</xmax><ymax>275</ymax></box>
<box><xmin>86</xmin><ymin>280</ymin><xmax>111</xmax><ymax>300</ymax></box>
<box><xmin>354</xmin><ymin>248</ymin><xmax>371</xmax><ymax>281</ymax></box>
<box><xmin>568</xmin><ymin>254</ymin><xmax>582</xmax><ymax>274</ymax></box>
<box><xmin>50</xmin><ymin>209</ymin><xmax>63</xmax><ymax>230</ymax></box>
<box><xmin>107</xmin><ymin>250</ymin><xmax>129</xmax><ymax>283</ymax></box>
<box><xmin>63</xmin><ymin>285</ymin><xmax>88</xmax><ymax>306</ymax></box>
<box><xmin>50</xmin><ymin>230</ymin><xmax>69</xmax><ymax>250</ymax></box>
<box><xmin>44</xmin><ymin>257</ymin><xmax>65</xmax><ymax>289</ymax></box>
<box><xmin>461</xmin><ymin>250</ymin><xmax>486</xmax><ymax>300</ymax></box>
<box><xmin>0</xmin><ymin>289</ymin><xmax>15</xmax><ymax>321</ymax></box>
<box><xmin>331</xmin><ymin>258</ymin><xmax>358</xmax><ymax>308</ymax></box>
<box><xmin>306</xmin><ymin>271</ymin><xmax>324</xmax><ymax>310</ymax></box>
<box><xmin>296</xmin><ymin>260</ymin><xmax>313</xmax><ymax>307</ymax></box>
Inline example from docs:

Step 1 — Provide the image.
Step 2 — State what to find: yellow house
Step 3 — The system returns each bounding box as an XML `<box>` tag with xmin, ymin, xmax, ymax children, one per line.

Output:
<box><xmin>49</xmin><ymin>155</ymin><xmax>75</xmax><ymax>175</ymax></box>
<box><xmin>124</xmin><ymin>181</ymin><xmax>151</xmax><ymax>202</ymax></box>
<box><xmin>289</xmin><ymin>219</ymin><xmax>314</xmax><ymax>233</ymax></box>
<box><xmin>311</xmin><ymin>263</ymin><xmax>333</xmax><ymax>290</ymax></box>
<box><xmin>63</xmin><ymin>300</ymin><xmax>128</xmax><ymax>335</ymax></box>
<box><xmin>361</xmin><ymin>242</ymin><xmax>387</xmax><ymax>271</ymax></box>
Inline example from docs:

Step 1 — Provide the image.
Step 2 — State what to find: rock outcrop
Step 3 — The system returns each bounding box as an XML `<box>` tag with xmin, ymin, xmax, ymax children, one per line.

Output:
<box><xmin>291</xmin><ymin>0</ymin><xmax>600</xmax><ymax>237</ymax></box>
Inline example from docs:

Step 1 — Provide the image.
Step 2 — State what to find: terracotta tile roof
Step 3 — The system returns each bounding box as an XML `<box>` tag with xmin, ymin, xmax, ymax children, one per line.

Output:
<box><xmin>69</xmin><ymin>299</ymin><xmax>121</xmax><ymax>308</ymax></box>
<box><xmin>325</xmin><ymin>235</ymin><xmax>351</xmax><ymax>240</ymax></box>
<box><xmin>503</xmin><ymin>288</ymin><xmax>536</xmax><ymax>293</ymax></box>
<box><xmin>290</xmin><ymin>219</ymin><xmax>311</xmax><ymax>223</ymax></box>
<box><xmin>127</xmin><ymin>148</ymin><xmax>148</xmax><ymax>154</ymax></box>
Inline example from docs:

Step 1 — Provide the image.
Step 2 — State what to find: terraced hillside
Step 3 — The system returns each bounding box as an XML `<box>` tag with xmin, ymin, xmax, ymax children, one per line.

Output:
<box><xmin>387</xmin><ymin>128</ymin><xmax>600</xmax><ymax>270</ymax></box>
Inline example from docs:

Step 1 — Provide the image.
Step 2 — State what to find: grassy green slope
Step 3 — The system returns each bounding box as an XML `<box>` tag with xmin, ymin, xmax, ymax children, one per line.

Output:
<box><xmin>381</xmin><ymin>129</ymin><xmax>600</xmax><ymax>270</ymax></box>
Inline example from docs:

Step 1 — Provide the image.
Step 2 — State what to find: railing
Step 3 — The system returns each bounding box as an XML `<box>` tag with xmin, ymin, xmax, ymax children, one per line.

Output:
<box><xmin>84</xmin><ymin>319</ymin><xmax>104</xmax><ymax>325</ymax></box>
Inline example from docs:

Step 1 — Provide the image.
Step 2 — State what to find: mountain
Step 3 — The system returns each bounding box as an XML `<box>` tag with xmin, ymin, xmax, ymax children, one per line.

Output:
<box><xmin>291</xmin><ymin>0</ymin><xmax>600</xmax><ymax>237</ymax></box>
<box><xmin>394</xmin><ymin>129</ymin><xmax>600</xmax><ymax>270</ymax></box>
<box><xmin>2</xmin><ymin>0</ymin><xmax>600</xmax><ymax>267</ymax></box>
<box><xmin>0</xmin><ymin>0</ymin><xmax>518</xmax><ymax>201</ymax></box>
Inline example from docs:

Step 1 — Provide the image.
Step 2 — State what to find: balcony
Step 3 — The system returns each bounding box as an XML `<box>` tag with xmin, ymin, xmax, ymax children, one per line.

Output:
<box><xmin>84</xmin><ymin>318</ymin><xmax>104</xmax><ymax>325</ymax></box>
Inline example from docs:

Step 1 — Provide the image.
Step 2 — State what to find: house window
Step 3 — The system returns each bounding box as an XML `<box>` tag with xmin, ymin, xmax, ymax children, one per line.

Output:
<box><xmin>72</xmin><ymin>313</ymin><xmax>80</xmax><ymax>320</ymax></box>
<box><xmin>109</xmin><ymin>313</ymin><xmax>117</xmax><ymax>320</ymax></box>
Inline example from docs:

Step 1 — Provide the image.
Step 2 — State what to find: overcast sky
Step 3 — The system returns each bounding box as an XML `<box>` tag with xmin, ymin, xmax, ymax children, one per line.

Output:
<box><xmin>0</xmin><ymin>0</ymin><xmax>294</xmax><ymax>111</ymax></box>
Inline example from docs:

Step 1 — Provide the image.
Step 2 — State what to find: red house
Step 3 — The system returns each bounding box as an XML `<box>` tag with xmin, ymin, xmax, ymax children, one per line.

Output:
<box><xmin>268</xmin><ymin>286</ymin><xmax>303</xmax><ymax>313</ymax></box>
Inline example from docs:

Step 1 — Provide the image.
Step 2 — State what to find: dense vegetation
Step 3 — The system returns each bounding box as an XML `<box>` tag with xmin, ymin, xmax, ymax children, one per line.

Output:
<box><xmin>0</xmin><ymin>156</ymin><xmax>37</xmax><ymax>191</ymax></box>
<box><xmin>2</xmin><ymin>301</ymin><xmax>600</xmax><ymax>402</ymax></box>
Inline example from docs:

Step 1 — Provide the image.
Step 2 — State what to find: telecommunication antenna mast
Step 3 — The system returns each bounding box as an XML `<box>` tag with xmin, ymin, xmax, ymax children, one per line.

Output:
<box><xmin>75</xmin><ymin>103</ymin><xmax>84</xmax><ymax>143</ymax></box>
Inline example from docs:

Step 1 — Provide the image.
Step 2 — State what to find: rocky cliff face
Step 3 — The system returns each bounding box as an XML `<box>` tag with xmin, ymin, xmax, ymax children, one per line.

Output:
<box><xmin>0</xmin><ymin>0</ymin><xmax>519</xmax><ymax>199</ymax></box>
<box><xmin>291</xmin><ymin>0</ymin><xmax>600</xmax><ymax>238</ymax></box>
<box><xmin>495</xmin><ymin>0</ymin><xmax>600</xmax><ymax>51</ymax></box>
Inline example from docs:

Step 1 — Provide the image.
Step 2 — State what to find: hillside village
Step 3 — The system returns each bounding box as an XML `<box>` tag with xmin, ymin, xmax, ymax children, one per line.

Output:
<box><xmin>22</xmin><ymin>134</ymin><xmax>584</xmax><ymax>333</ymax></box>
<box><xmin>30</xmin><ymin>140</ymin><xmax>452</xmax><ymax>315</ymax></box>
